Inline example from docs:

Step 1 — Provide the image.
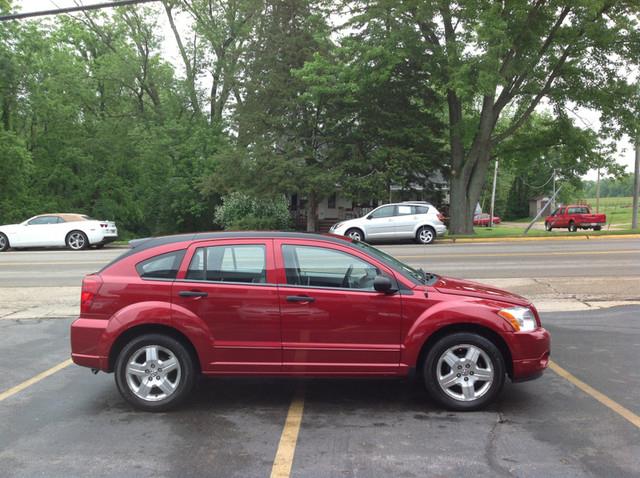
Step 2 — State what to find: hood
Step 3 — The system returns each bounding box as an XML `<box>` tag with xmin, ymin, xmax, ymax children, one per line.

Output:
<box><xmin>434</xmin><ymin>276</ymin><xmax>530</xmax><ymax>306</ymax></box>
<box><xmin>0</xmin><ymin>223</ymin><xmax>21</xmax><ymax>231</ymax></box>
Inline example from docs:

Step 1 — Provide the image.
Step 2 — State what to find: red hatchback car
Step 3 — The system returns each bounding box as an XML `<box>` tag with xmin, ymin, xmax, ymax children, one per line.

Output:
<box><xmin>71</xmin><ymin>232</ymin><xmax>550</xmax><ymax>411</ymax></box>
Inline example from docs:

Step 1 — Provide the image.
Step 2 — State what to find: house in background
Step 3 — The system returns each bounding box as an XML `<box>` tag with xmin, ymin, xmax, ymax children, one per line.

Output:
<box><xmin>529</xmin><ymin>195</ymin><xmax>551</xmax><ymax>218</ymax></box>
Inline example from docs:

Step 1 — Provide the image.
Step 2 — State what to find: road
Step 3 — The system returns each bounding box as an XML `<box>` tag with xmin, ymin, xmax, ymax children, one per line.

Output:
<box><xmin>0</xmin><ymin>306</ymin><xmax>639</xmax><ymax>477</ymax></box>
<box><xmin>0</xmin><ymin>237</ymin><xmax>638</xmax><ymax>286</ymax></box>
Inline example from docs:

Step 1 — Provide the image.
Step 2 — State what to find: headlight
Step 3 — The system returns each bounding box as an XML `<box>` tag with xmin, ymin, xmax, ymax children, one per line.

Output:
<box><xmin>498</xmin><ymin>306</ymin><xmax>537</xmax><ymax>332</ymax></box>
<box><xmin>332</xmin><ymin>222</ymin><xmax>344</xmax><ymax>230</ymax></box>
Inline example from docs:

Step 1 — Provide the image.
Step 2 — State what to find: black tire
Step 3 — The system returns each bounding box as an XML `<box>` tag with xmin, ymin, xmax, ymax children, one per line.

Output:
<box><xmin>114</xmin><ymin>333</ymin><xmax>196</xmax><ymax>412</ymax></box>
<box><xmin>416</xmin><ymin>226</ymin><xmax>436</xmax><ymax>245</ymax></box>
<box><xmin>545</xmin><ymin>222</ymin><xmax>552</xmax><ymax>232</ymax></box>
<box><xmin>66</xmin><ymin>230</ymin><xmax>89</xmax><ymax>250</ymax></box>
<box><xmin>423</xmin><ymin>332</ymin><xmax>505</xmax><ymax>411</ymax></box>
<box><xmin>568</xmin><ymin>221</ymin><xmax>577</xmax><ymax>232</ymax></box>
<box><xmin>594</xmin><ymin>226</ymin><xmax>602</xmax><ymax>231</ymax></box>
<box><xmin>0</xmin><ymin>232</ymin><xmax>9</xmax><ymax>252</ymax></box>
<box><xmin>345</xmin><ymin>228</ymin><xmax>364</xmax><ymax>242</ymax></box>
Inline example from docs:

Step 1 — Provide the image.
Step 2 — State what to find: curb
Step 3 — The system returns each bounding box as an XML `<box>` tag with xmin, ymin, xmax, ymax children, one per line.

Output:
<box><xmin>438</xmin><ymin>233</ymin><xmax>640</xmax><ymax>244</ymax></box>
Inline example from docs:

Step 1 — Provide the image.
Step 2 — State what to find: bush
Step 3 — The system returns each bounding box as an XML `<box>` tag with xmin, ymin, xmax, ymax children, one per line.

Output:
<box><xmin>214</xmin><ymin>192</ymin><xmax>291</xmax><ymax>230</ymax></box>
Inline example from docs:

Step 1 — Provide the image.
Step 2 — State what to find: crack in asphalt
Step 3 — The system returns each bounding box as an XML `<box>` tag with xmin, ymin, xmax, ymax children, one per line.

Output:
<box><xmin>485</xmin><ymin>411</ymin><xmax>516</xmax><ymax>478</ymax></box>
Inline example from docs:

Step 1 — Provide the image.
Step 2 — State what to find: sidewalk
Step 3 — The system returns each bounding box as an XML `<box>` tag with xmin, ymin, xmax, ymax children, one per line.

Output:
<box><xmin>2</xmin><ymin>276</ymin><xmax>639</xmax><ymax>319</ymax></box>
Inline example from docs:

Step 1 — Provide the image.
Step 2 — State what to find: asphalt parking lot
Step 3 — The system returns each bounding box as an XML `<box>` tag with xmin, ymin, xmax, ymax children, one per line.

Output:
<box><xmin>1</xmin><ymin>240</ymin><xmax>639</xmax><ymax>477</ymax></box>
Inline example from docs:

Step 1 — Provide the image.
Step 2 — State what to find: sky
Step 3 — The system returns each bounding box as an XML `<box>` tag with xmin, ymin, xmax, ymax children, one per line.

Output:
<box><xmin>14</xmin><ymin>0</ymin><xmax>638</xmax><ymax>180</ymax></box>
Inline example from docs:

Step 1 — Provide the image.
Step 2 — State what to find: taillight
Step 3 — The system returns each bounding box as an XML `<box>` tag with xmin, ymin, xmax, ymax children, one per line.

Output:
<box><xmin>437</xmin><ymin>213</ymin><xmax>445</xmax><ymax>222</ymax></box>
<box><xmin>81</xmin><ymin>274</ymin><xmax>103</xmax><ymax>314</ymax></box>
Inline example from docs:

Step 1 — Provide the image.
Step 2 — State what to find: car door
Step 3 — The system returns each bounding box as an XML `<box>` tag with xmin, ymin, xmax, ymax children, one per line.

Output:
<box><xmin>392</xmin><ymin>204</ymin><xmax>419</xmax><ymax>238</ymax></box>
<box><xmin>274</xmin><ymin>239</ymin><xmax>403</xmax><ymax>374</ymax></box>
<box><xmin>363</xmin><ymin>205</ymin><xmax>397</xmax><ymax>238</ymax></box>
<box><xmin>549</xmin><ymin>207</ymin><xmax>564</xmax><ymax>228</ymax></box>
<box><xmin>20</xmin><ymin>215</ymin><xmax>62</xmax><ymax>246</ymax></box>
<box><xmin>172</xmin><ymin>239</ymin><xmax>281</xmax><ymax>373</ymax></box>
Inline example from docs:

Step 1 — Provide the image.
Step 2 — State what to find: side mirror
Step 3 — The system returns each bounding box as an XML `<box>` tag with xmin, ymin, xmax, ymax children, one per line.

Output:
<box><xmin>374</xmin><ymin>275</ymin><xmax>397</xmax><ymax>294</ymax></box>
<box><xmin>366</xmin><ymin>215</ymin><xmax>372</xmax><ymax>220</ymax></box>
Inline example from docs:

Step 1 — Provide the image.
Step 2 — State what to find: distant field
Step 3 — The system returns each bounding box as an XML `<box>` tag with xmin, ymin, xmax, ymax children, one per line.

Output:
<box><xmin>583</xmin><ymin>196</ymin><xmax>633</xmax><ymax>226</ymax></box>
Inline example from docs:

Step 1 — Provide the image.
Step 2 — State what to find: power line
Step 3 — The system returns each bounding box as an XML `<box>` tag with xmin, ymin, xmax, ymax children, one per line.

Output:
<box><xmin>0</xmin><ymin>0</ymin><xmax>159</xmax><ymax>21</ymax></box>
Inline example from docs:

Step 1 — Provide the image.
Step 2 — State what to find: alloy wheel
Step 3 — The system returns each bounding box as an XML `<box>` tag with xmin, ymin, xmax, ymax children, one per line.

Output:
<box><xmin>346</xmin><ymin>229</ymin><xmax>362</xmax><ymax>241</ymax></box>
<box><xmin>436</xmin><ymin>344</ymin><xmax>494</xmax><ymax>402</ymax></box>
<box><xmin>419</xmin><ymin>228</ymin><xmax>434</xmax><ymax>244</ymax></box>
<box><xmin>125</xmin><ymin>345</ymin><xmax>182</xmax><ymax>402</ymax></box>
<box><xmin>68</xmin><ymin>232</ymin><xmax>86</xmax><ymax>250</ymax></box>
<box><xmin>0</xmin><ymin>234</ymin><xmax>7</xmax><ymax>251</ymax></box>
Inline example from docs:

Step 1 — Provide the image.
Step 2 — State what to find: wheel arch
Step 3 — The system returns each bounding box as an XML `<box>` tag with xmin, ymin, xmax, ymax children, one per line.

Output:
<box><xmin>415</xmin><ymin>323</ymin><xmax>513</xmax><ymax>378</ymax></box>
<box><xmin>108</xmin><ymin>323</ymin><xmax>202</xmax><ymax>373</ymax></box>
<box><xmin>345</xmin><ymin>226</ymin><xmax>365</xmax><ymax>241</ymax></box>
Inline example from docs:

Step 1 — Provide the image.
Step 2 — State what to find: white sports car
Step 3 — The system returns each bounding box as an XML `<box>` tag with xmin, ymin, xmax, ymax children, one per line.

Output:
<box><xmin>0</xmin><ymin>213</ymin><xmax>118</xmax><ymax>251</ymax></box>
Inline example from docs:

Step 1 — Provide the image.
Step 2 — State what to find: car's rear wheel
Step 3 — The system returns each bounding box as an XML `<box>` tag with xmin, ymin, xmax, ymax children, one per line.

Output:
<box><xmin>66</xmin><ymin>230</ymin><xmax>88</xmax><ymax>250</ymax></box>
<box><xmin>345</xmin><ymin>228</ymin><xmax>364</xmax><ymax>242</ymax></box>
<box><xmin>115</xmin><ymin>333</ymin><xmax>196</xmax><ymax>412</ymax></box>
<box><xmin>416</xmin><ymin>226</ymin><xmax>436</xmax><ymax>245</ymax></box>
<box><xmin>568</xmin><ymin>221</ymin><xmax>577</xmax><ymax>232</ymax></box>
<box><xmin>545</xmin><ymin>222</ymin><xmax>552</xmax><ymax>231</ymax></box>
<box><xmin>423</xmin><ymin>332</ymin><xmax>505</xmax><ymax>411</ymax></box>
<box><xmin>0</xmin><ymin>233</ymin><xmax>9</xmax><ymax>252</ymax></box>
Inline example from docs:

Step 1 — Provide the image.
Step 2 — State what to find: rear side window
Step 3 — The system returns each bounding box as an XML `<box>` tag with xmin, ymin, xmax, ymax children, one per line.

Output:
<box><xmin>136</xmin><ymin>250</ymin><xmax>186</xmax><ymax>279</ymax></box>
<box><xmin>414</xmin><ymin>206</ymin><xmax>429</xmax><ymax>214</ymax></box>
<box><xmin>396</xmin><ymin>205</ymin><xmax>413</xmax><ymax>216</ymax></box>
<box><xmin>186</xmin><ymin>245</ymin><xmax>267</xmax><ymax>284</ymax></box>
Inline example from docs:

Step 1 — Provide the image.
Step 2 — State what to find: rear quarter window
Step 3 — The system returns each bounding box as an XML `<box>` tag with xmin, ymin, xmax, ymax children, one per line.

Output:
<box><xmin>136</xmin><ymin>250</ymin><xmax>186</xmax><ymax>279</ymax></box>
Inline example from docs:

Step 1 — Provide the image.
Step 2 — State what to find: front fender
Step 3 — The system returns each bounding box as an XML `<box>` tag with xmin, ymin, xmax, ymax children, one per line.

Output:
<box><xmin>402</xmin><ymin>297</ymin><xmax>513</xmax><ymax>367</ymax></box>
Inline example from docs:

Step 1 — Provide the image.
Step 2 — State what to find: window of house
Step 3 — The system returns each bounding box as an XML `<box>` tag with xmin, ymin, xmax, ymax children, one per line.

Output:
<box><xmin>327</xmin><ymin>193</ymin><xmax>336</xmax><ymax>209</ymax></box>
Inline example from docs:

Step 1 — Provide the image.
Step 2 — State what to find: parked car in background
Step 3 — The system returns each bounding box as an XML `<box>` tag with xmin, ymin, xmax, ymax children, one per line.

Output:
<box><xmin>473</xmin><ymin>213</ymin><xmax>501</xmax><ymax>227</ymax></box>
<box><xmin>0</xmin><ymin>214</ymin><xmax>118</xmax><ymax>251</ymax></box>
<box><xmin>70</xmin><ymin>232</ymin><xmax>550</xmax><ymax>412</ymax></box>
<box><xmin>329</xmin><ymin>202</ymin><xmax>447</xmax><ymax>244</ymax></box>
<box><xmin>544</xmin><ymin>206</ymin><xmax>606</xmax><ymax>232</ymax></box>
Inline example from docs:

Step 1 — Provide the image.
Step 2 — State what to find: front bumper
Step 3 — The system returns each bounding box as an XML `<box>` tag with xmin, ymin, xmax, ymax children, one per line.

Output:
<box><xmin>70</xmin><ymin>318</ymin><xmax>110</xmax><ymax>371</ymax></box>
<box><xmin>510</xmin><ymin>327</ymin><xmax>551</xmax><ymax>381</ymax></box>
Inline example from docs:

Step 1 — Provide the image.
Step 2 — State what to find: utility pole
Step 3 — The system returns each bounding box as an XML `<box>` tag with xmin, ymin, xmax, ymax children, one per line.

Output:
<box><xmin>551</xmin><ymin>169</ymin><xmax>557</xmax><ymax>211</ymax></box>
<box><xmin>633</xmin><ymin>138</ymin><xmax>640</xmax><ymax>230</ymax></box>
<box><xmin>489</xmin><ymin>160</ymin><xmax>499</xmax><ymax>228</ymax></box>
<box><xmin>596</xmin><ymin>168</ymin><xmax>601</xmax><ymax>213</ymax></box>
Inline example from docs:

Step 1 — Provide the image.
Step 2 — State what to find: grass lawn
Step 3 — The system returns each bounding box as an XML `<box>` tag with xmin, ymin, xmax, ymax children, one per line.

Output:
<box><xmin>583</xmin><ymin>196</ymin><xmax>634</xmax><ymax>227</ymax></box>
<box><xmin>446</xmin><ymin>225</ymin><xmax>639</xmax><ymax>239</ymax></box>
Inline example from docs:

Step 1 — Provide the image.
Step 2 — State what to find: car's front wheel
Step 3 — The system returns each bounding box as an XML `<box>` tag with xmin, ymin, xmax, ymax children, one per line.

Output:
<box><xmin>66</xmin><ymin>230</ymin><xmax>89</xmax><ymax>250</ymax></box>
<box><xmin>568</xmin><ymin>221</ymin><xmax>577</xmax><ymax>232</ymax></box>
<box><xmin>115</xmin><ymin>333</ymin><xmax>196</xmax><ymax>412</ymax></box>
<box><xmin>423</xmin><ymin>332</ymin><xmax>505</xmax><ymax>411</ymax></box>
<box><xmin>545</xmin><ymin>222</ymin><xmax>552</xmax><ymax>231</ymax></box>
<box><xmin>416</xmin><ymin>226</ymin><xmax>436</xmax><ymax>245</ymax></box>
<box><xmin>0</xmin><ymin>233</ymin><xmax>9</xmax><ymax>252</ymax></box>
<box><xmin>345</xmin><ymin>228</ymin><xmax>364</xmax><ymax>242</ymax></box>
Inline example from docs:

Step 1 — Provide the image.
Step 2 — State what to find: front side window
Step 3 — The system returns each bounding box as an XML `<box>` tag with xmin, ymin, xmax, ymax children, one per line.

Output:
<box><xmin>136</xmin><ymin>250</ymin><xmax>186</xmax><ymax>279</ymax></box>
<box><xmin>369</xmin><ymin>205</ymin><xmax>395</xmax><ymax>219</ymax></box>
<box><xmin>282</xmin><ymin>245</ymin><xmax>379</xmax><ymax>290</ymax></box>
<box><xmin>28</xmin><ymin>216</ymin><xmax>59</xmax><ymax>225</ymax></box>
<box><xmin>186</xmin><ymin>245</ymin><xmax>266</xmax><ymax>284</ymax></box>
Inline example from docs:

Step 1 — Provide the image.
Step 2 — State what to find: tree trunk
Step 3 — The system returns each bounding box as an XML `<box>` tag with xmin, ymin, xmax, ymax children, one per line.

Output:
<box><xmin>448</xmin><ymin>174</ymin><xmax>474</xmax><ymax>234</ymax></box>
<box><xmin>306</xmin><ymin>192</ymin><xmax>318</xmax><ymax>232</ymax></box>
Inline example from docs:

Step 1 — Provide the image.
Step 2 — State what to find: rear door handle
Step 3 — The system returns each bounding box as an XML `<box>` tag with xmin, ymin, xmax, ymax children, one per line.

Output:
<box><xmin>286</xmin><ymin>295</ymin><xmax>315</xmax><ymax>303</ymax></box>
<box><xmin>179</xmin><ymin>290</ymin><xmax>208</xmax><ymax>298</ymax></box>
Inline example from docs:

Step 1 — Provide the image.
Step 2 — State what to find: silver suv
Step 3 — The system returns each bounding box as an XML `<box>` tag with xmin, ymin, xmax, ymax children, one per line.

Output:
<box><xmin>329</xmin><ymin>202</ymin><xmax>447</xmax><ymax>244</ymax></box>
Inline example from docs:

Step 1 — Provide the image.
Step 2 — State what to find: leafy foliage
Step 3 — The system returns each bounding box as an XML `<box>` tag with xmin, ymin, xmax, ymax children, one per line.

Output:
<box><xmin>214</xmin><ymin>192</ymin><xmax>291</xmax><ymax>230</ymax></box>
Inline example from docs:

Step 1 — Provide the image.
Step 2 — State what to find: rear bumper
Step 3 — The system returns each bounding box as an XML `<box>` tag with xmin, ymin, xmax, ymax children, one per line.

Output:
<box><xmin>435</xmin><ymin>225</ymin><xmax>447</xmax><ymax>237</ymax></box>
<box><xmin>510</xmin><ymin>327</ymin><xmax>551</xmax><ymax>381</ymax></box>
<box><xmin>70</xmin><ymin>318</ymin><xmax>110</xmax><ymax>371</ymax></box>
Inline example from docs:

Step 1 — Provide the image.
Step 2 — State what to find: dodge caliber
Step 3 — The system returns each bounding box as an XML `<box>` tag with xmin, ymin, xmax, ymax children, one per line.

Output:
<box><xmin>70</xmin><ymin>232</ymin><xmax>550</xmax><ymax>411</ymax></box>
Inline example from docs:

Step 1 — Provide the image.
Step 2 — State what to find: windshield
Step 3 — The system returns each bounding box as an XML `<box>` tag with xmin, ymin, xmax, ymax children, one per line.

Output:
<box><xmin>351</xmin><ymin>241</ymin><xmax>437</xmax><ymax>285</ymax></box>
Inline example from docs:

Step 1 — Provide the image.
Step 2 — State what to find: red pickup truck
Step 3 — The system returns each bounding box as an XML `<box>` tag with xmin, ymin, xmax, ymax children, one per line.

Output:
<box><xmin>545</xmin><ymin>205</ymin><xmax>606</xmax><ymax>232</ymax></box>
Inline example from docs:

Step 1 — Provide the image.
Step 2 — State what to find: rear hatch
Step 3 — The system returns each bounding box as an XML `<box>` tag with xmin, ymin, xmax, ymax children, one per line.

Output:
<box><xmin>100</xmin><ymin>221</ymin><xmax>118</xmax><ymax>236</ymax></box>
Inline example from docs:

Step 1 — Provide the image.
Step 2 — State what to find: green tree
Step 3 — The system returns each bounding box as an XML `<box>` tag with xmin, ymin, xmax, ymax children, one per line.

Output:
<box><xmin>346</xmin><ymin>0</ymin><xmax>640</xmax><ymax>233</ymax></box>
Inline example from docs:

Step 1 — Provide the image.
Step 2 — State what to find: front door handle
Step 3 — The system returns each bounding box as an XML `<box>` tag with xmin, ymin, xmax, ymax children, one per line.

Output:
<box><xmin>286</xmin><ymin>295</ymin><xmax>315</xmax><ymax>303</ymax></box>
<box><xmin>179</xmin><ymin>290</ymin><xmax>208</xmax><ymax>298</ymax></box>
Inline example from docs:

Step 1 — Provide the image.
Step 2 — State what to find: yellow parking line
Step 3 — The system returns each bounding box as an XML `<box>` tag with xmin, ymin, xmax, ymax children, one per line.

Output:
<box><xmin>270</xmin><ymin>386</ymin><xmax>305</xmax><ymax>478</ymax></box>
<box><xmin>0</xmin><ymin>358</ymin><xmax>72</xmax><ymax>402</ymax></box>
<box><xmin>396</xmin><ymin>249</ymin><xmax>639</xmax><ymax>260</ymax></box>
<box><xmin>549</xmin><ymin>361</ymin><xmax>640</xmax><ymax>429</ymax></box>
